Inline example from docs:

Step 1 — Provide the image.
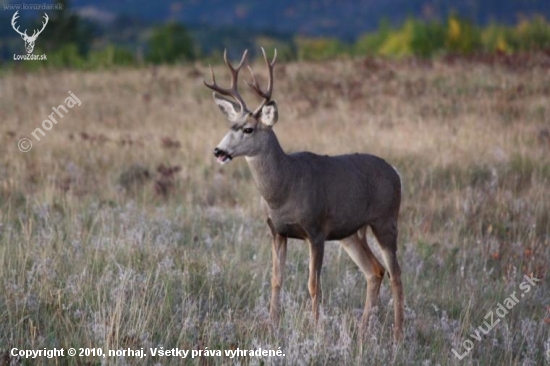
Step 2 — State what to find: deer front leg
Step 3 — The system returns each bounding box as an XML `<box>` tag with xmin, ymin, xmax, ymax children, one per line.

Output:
<box><xmin>270</xmin><ymin>233</ymin><xmax>287</xmax><ymax>326</ymax></box>
<box><xmin>307</xmin><ymin>237</ymin><xmax>325</xmax><ymax>323</ymax></box>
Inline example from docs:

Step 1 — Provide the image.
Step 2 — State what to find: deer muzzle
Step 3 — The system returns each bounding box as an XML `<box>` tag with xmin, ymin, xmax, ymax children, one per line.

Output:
<box><xmin>214</xmin><ymin>147</ymin><xmax>233</xmax><ymax>165</ymax></box>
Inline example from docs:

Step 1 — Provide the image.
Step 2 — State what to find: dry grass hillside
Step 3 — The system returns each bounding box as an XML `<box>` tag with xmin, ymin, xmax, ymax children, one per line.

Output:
<box><xmin>0</xmin><ymin>54</ymin><xmax>549</xmax><ymax>365</ymax></box>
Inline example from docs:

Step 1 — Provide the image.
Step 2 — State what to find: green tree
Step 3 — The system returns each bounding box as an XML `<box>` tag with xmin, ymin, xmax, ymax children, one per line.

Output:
<box><xmin>38</xmin><ymin>0</ymin><xmax>95</xmax><ymax>56</ymax></box>
<box><xmin>516</xmin><ymin>16</ymin><xmax>550</xmax><ymax>51</ymax></box>
<box><xmin>481</xmin><ymin>23</ymin><xmax>518</xmax><ymax>53</ymax></box>
<box><xmin>409</xmin><ymin>20</ymin><xmax>446</xmax><ymax>57</ymax></box>
<box><xmin>446</xmin><ymin>15</ymin><xmax>481</xmax><ymax>54</ymax></box>
<box><xmin>147</xmin><ymin>22</ymin><xmax>195</xmax><ymax>64</ymax></box>
<box><xmin>354</xmin><ymin>19</ymin><xmax>391</xmax><ymax>56</ymax></box>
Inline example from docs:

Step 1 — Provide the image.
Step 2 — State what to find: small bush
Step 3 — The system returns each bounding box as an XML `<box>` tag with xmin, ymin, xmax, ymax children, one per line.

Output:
<box><xmin>87</xmin><ymin>45</ymin><xmax>137</xmax><ymax>69</ymax></box>
<box><xmin>296</xmin><ymin>37</ymin><xmax>349</xmax><ymax>61</ymax></box>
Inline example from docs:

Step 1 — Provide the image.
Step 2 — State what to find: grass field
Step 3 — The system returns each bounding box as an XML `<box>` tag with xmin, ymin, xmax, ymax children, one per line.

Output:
<box><xmin>1</xmin><ymin>54</ymin><xmax>549</xmax><ymax>365</ymax></box>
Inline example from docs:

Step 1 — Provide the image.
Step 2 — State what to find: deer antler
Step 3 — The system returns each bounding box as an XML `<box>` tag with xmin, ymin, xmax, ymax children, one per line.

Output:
<box><xmin>204</xmin><ymin>49</ymin><xmax>250</xmax><ymax>115</ymax></box>
<box><xmin>11</xmin><ymin>11</ymin><xmax>48</xmax><ymax>40</ymax></box>
<box><xmin>31</xmin><ymin>13</ymin><xmax>49</xmax><ymax>39</ymax></box>
<box><xmin>246</xmin><ymin>47</ymin><xmax>277</xmax><ymax>117</ymax></box>
<box><xmin>11</xmin><ymin>11</ymin><xmax>28</xmax><ymax>38</ymax></box>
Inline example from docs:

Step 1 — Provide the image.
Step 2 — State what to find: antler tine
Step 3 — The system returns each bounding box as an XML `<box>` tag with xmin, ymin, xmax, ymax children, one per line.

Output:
<box><xmin>262</xmin><ymin>47</ymin><xmax>277</xmax><ymax>98</ymax></box>
<box><xmin>11</xmin><ymin>11</ymin><xmax>28</xmax><ymax>37</ymax></box>
<box><xmin>204</xmin><ymin>49</ymin><xmax>250</xmax><ymax>114</ymax></box>
<box><xmin>223</xmin><ymin>49</ymin><xmax>248</xmax><ymax>82</ymax></box>
<box><xmin>36</xmin><ymin>13</ymin><xmax>49</xmax><ymax>35</ymax></box>
<box><xmin>247</xmin><ymin>47</ymin><xmax>277</xmax><ymax>117</ymax></box>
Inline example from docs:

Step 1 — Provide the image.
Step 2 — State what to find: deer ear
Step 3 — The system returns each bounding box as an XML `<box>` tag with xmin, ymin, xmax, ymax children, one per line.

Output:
<box><xmin>212</xmin><ymin>92</ymin><xmax>243</xmax><ymax>122</ymax></box>
<box><xmin>260</xmin><ymin>101</ymin><xmax>278</xmax><ymax>127</ymax></box>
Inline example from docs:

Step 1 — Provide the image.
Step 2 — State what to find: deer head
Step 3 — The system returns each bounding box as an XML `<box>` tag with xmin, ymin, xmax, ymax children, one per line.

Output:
<box><xmin>204</xmin><ymin>48</ymin><xmax>278</xmax><ymax>164</ymax></box>
<box><xmin>11</xmin><ymin>11</ymin><xmax>49</xmax><ymax>54</ymax></box>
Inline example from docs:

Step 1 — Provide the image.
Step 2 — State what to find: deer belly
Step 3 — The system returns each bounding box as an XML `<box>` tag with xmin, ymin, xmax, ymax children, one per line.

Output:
<box><xmin>323</xmin><ymin>215</ymin><xmax>368</xmax><ymax>241</ymax></box>
<box><xmin>272</xmin><ymin>221</ymin><xmax>308</xmax><ymax>240</ymax></box>
<box><xmin>325</xmin><ymin>226</ymin><xmax>364</xmax><ymax>241</ymax></box>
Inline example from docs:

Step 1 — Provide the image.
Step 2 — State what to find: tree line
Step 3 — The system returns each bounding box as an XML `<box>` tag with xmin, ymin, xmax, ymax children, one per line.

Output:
<box><xmin>2</xmin><ymin>2</ymin><xmax>549</xmax><ymax>71</ymax></box>
<box><xmin>300</xmin><ymin>15</ymin><xmax>550</xmax><ymax>60</ymax></box>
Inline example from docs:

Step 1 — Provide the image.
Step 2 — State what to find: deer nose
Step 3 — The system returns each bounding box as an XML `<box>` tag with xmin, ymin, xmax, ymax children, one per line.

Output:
<box><xmin>213</xmin><ymin>147</ymin><xmax>222</xmax><ymax>157</ymax></box>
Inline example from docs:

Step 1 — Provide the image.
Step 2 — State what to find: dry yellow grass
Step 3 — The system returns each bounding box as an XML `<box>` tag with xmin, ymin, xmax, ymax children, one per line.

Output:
<box><xmin>0</xmin><ymin>56</ymin><xmax>549</xmax><ymax>365</ymax></box>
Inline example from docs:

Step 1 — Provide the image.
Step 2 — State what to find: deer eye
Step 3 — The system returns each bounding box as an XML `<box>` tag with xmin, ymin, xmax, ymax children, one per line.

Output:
<box><xmin>243</xmin><ymin>127</ymin><xmax>254</xmax><ymax>134</ymax></box>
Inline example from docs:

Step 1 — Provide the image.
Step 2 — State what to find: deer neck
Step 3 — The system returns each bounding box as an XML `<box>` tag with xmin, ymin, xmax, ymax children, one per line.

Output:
<box><xmin>245</xmin><ymin>131</ymin><xmax>292</xmax><ymax>208</ymax></box>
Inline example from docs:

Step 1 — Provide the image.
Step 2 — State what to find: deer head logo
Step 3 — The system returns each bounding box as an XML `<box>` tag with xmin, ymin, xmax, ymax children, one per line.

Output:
<box><xmin>11</xmin><ymin>11</ymin><xmax>49</xmax><ymax>54</ymax></box>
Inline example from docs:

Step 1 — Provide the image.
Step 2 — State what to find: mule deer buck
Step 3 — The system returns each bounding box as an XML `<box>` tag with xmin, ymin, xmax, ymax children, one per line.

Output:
<box><xmin>204</xmin><ymin>49</ymin><xmax>404</xmax><ymax>341</ymax></box>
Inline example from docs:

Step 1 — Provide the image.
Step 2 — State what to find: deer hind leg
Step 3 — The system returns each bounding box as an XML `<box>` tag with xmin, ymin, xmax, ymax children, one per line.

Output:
<box><xmin>268</xmin><ymin>221</ymin><xmax>287</xmax><ymax>327</ymax></box>
<box><xmin>341</xmin><ymin>227</ymin><xmax>385</xmax><ymax>335</ymax></box>
<box><xmin>307</xmin><ymin>237</ymin><xmax>325</xmax><ymax>323</ymax></box>
<box><xmin>371</xmin><ymin>220</ymin><xmax>404</xmax><ymax>342</ymax></box>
